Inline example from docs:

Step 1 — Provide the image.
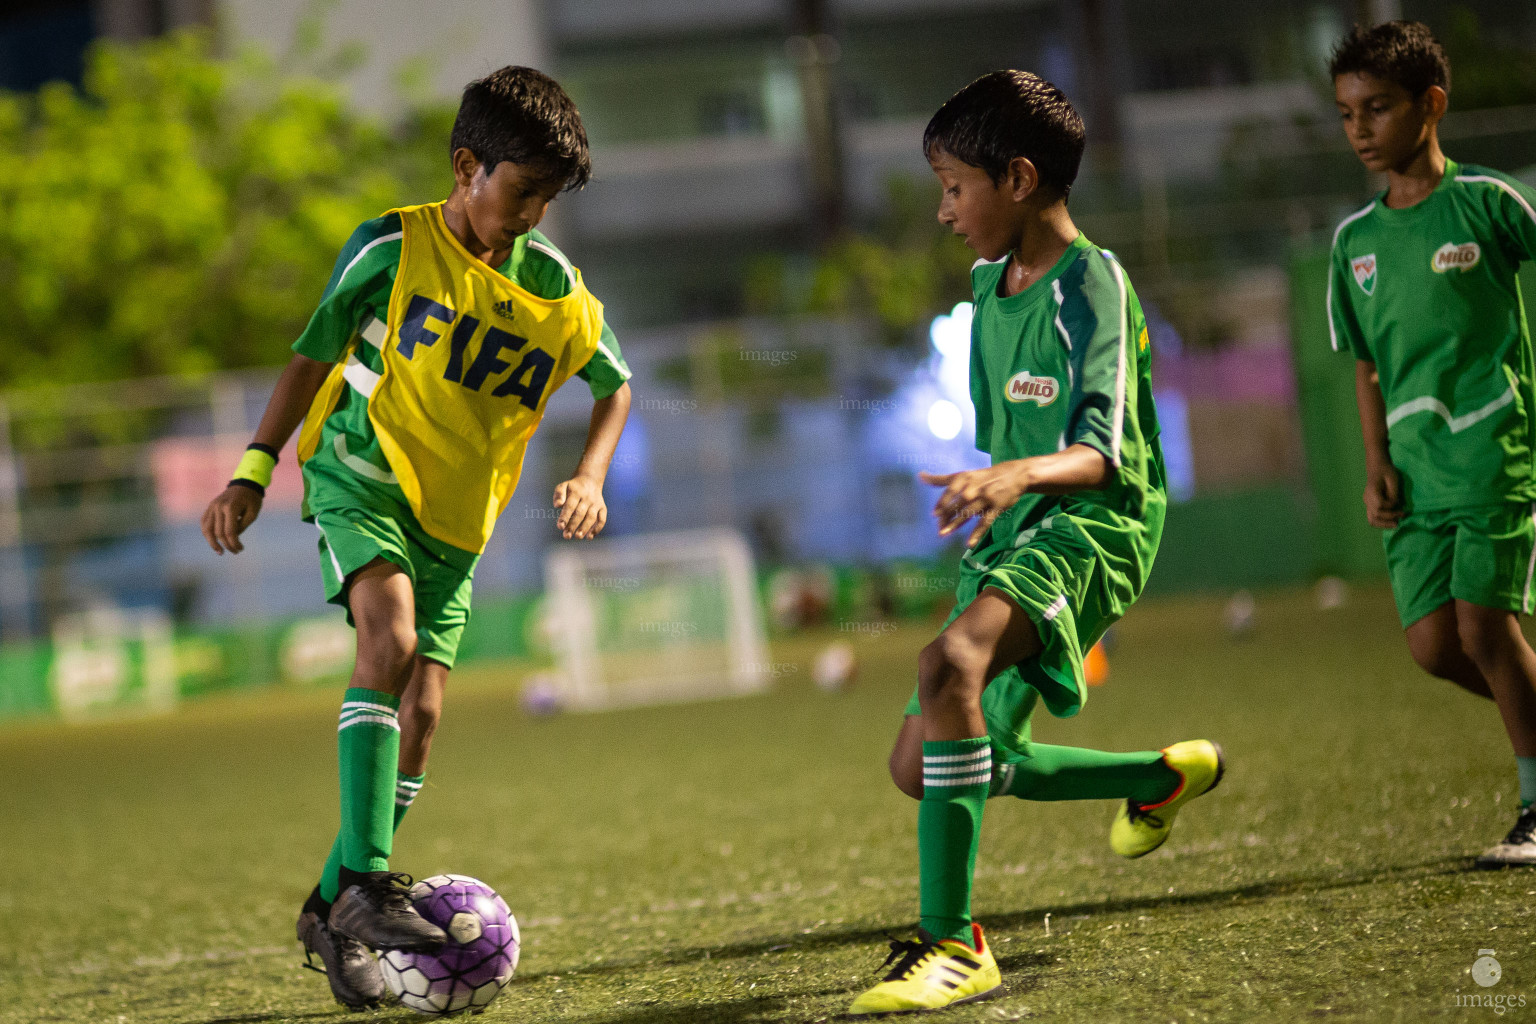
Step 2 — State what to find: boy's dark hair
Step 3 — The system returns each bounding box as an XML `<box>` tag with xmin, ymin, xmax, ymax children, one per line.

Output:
<box><xmin>450</xmin><ymin>66</ymin><xmax>592</xmax><ymax>191</ymax></box>
<box><xmin>1328</xmin><ymin>21</ymin><xmax>1450</xmax><ymax>97</ymax></box>
<box><xmin>923</xmin><ymin>70</ymin><xmax>1085</xmax><ymax>201</ymax></box>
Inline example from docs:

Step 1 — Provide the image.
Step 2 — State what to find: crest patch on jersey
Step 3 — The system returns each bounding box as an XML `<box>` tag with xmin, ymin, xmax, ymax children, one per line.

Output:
<box><xmin>1005</xmin><ymin>371</ymin><xmax>1059</xmax><ymax>406</ymax></box>
<box><xmin>1431</xmin><ymin>242</ymin><xmax>1481</xmax><ymax>273</ymax></box>
<box><xmin>1351</xmin><ymin>254</ymin><xmax>1377</xmax><ymax>295</ymax></box>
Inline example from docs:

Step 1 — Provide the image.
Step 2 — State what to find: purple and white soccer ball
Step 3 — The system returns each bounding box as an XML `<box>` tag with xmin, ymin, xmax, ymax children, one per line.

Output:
<box><xmin>378</xmin><ymin>874</ymin><xmax>520</xmax><ymax>1017</ymax></box>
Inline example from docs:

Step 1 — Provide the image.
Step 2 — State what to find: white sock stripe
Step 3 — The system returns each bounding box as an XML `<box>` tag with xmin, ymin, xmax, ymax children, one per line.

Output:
<box><xmin>341</xmin><ymin>700</ymin><xmax>399</xmax><ymax>716</ymax></box>
<box><xmin>925</xmin><ymin>762</ymin><xmax>996</xmax><ymax>775</ymax></box>
<box><xmin>396</xmin><ymin>779</ymin><xmax>423</xmax><ymax>790</ymax></box>
<box><xmin>338</xmin><ymin>711</ymin><xmax>399</xmax><ymax>729</ymax></box>
<box><xmin>925</xmin><ymin>770</ymin><xmax>994</xmax><ymax>787</ymax></box>
<box><xmin>923</xmin><ymin>750</ymin><xmax>992</xmax><ymax>764</ymax></box>
<box><xmin>394</xmin><ymin>797</ymin><xmax>414</xmax><ymax>806</ymax></box>
<box><xmin>339</xmin><ymin>714</ymin><xmax>401</xmax><ymax>732</ymax></box>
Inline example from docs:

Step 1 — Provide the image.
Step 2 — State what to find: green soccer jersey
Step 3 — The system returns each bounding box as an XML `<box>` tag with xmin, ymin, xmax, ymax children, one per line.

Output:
<box><xmin>966</xmin><ymin>233</ymin><xmax>1167</xmax><ymax>554</ymax></box>
<box><xmin>291</xmin><ymin>212</ymin><xmax>632</xmax><ymax>540</ymax></box>
<box><xmin>1328</xmin><ymin>158</ymin><xmax>1536</xmax><ymax>510</ymax></box>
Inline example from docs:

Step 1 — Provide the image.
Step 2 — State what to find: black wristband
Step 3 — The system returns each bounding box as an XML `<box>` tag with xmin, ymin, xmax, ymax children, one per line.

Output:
<box><xmin>247</xmin><ymin>442</ymin><xmax>279</xmax><ymax>462</ymax></box>
<box><xmin>228</xmin><ymin>478</ymin><xmax>266</xmax><ymax>497</ymax></box>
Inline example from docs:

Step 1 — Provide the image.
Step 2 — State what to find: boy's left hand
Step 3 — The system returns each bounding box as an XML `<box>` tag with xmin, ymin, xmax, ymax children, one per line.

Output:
<box><xmin>553</xmin><ymin>475</ymin><xmax>607</xmax><ymax>540</ymax></box>
<box><xmin>920</xmin><ymin>464</ymin><xmax>1030</xmax><ymax>547</ymax></box>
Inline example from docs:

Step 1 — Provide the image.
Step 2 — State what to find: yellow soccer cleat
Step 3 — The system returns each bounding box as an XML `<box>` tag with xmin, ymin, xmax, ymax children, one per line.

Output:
<box><xmin>848</xmin><ymin>924</ymin><xmax>1003</xmax><ymax>1015</ymax></box>
<box><xmin>1111</xmin><ymin>739</ymin><xmax>1225</xmax><ymax>858</ymax></box>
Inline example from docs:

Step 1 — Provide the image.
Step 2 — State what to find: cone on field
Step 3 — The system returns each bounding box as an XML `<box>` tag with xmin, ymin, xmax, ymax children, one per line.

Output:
<box><xmin>1084</xmin><ymin>639</ymin><xmax>1110</xmax><ymax>686</ymax></box>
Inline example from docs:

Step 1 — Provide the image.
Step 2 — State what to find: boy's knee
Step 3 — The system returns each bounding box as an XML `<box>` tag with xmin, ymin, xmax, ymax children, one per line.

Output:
<box><xmin>916</xmin><ymin>633</ymin><xmax>987</xmax><ymax>712</ymax></box>
<box><xmin>889</xmin><ymin>749</ymin><xmax>924</xmax><ymax>800</ymax></box>
<box><xmin>356</xmin><ymin>622</ymin><xmax>418</xmax><ymax>684</ymax></box>
<box><xmin>401</xmin><ymin>687</ymin><xmax>442</xmax><ymax>737</ymax></box>
<box><xmin>1408</xmin><ymin>634</ymin><xmax>1464</xmax><ymax>680</ymax></box>
<box><xmin>1454</xmin><ymin>607</ymin><xmax>1514</xmax><ymax>668</ymax></box>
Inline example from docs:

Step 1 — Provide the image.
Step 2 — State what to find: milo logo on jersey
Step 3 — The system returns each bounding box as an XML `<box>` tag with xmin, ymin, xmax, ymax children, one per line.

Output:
<box><xmin>1432</xmin><ymin>242</ymin><xmax>1481</xmax><ymax>273</ymax></box>
<box><xmin>1351</xmin><ymin>254</ymin><xmax>1377</xmax><ymax>295</ymax></box>
<box><xmin>1005</xmin><ymin>370</ymin><xmax>1059</xmax><ymax>406</ymax></box>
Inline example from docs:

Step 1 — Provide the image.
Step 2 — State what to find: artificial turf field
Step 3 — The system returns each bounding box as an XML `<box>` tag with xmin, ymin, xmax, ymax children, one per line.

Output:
<box><xmin>4</xmin><ymin>585</ymin><xmax>1535</xmax><ymax>1023</ymax></box>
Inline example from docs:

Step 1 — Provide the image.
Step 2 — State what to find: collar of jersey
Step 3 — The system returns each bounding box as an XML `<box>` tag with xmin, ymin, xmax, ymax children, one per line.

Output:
<box><xmin>426</xmin><ymin>202</ymin><xmax>579</xmax><ymax>307</ymax></box>
<box><xmin>1370</xmin><ymin>157</ymin><xmax>1460</xmax><ymax>220</ymax></box>
<box><xmin>989</xmin><ymin>232</ymin><xmax>1091</xmax><ymax>315</ymax></box>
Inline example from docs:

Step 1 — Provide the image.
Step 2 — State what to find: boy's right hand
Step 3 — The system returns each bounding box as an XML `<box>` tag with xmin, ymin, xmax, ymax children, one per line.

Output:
<box><xmin>1363</xmin><ymin>464</ymin><xmax>1403</xmax><ymax>529</ymax></box>
<box><xmin>202</xmin><ymin>485</ymin><xmax>263</xmax><ymax>554</ymax></box>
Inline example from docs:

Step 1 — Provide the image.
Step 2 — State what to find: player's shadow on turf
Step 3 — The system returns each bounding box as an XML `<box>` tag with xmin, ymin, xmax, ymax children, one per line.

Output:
<box><xmin>551</xmin><ymin>959</ymin><xmax>1051</xmax><ymax>1024</ymax></box>
<box><xmin>519</xmin><ymin>853</ymin><xmax>1470</xmax><ymax>983</ymax></box>
<box><xmin>198</xmin><ymin>1013</ymin><xmax>347</xmax><ymax>1024</ymax></box>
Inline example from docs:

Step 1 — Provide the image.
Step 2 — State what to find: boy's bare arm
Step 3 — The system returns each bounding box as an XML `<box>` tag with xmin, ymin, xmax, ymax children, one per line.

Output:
<box><xmin>920</xmin><ymin>443</ymin><xmax>1112</xmax><ymax>546</ymax></box>
<box><xmin>201</xmin><ymin>354</ymin><xmax>335</xmax><ymax>555</ymax></box>
<box><xmin>1354</xmin><ymin>358</ymin><xmax>1403</xmax><ymax>528</ymax></box>
<box><xmin>553</xmin><ymin>382</ymin><xmax>632</xmax><ymax>541</ymax></box>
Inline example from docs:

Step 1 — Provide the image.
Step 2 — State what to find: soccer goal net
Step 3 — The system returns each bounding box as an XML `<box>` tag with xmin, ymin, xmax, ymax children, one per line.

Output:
<box><xmin>542</xmin><ymin>528</ymin><xmax>770</xmax><ymax>711</ymax></box>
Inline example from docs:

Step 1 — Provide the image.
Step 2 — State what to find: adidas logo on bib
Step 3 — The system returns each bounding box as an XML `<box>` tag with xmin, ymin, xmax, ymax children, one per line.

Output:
<box><xmin>492</xmin><ymin>299</ymin><xmax>518</xmax><ymax>321</ymax></box>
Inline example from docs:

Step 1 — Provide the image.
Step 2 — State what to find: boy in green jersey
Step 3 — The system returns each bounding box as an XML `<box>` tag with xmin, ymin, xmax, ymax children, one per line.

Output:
<box><xmin>201</xmin><ymin>68</ymin><xmax>632</xmax><ymax>1008</ymax></box>
<box><xmin>847</xmin><ymin>71</ymin><xmax>1224</xmax><ymax>1015</ymax></box>
<box><xmin>1328</xmin><ymin>22</ymin><xmax>1536</xmax><ymax>868</ymax></box>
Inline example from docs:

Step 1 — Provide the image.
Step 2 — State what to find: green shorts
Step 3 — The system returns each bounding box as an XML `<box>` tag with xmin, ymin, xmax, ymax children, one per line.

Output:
<box><xmin>904</xmin><ymin>509</ymin><xmax>1153</xmax><ymax>756</ymax></box>
<box><xmin>313</xmin><ymin>507</ymin><xmax>479</xmax><ymax>669</ymax></box>
<box><xmin>1384</xmin><ymin>501</ymin><xmax>1536</xmax><ymax>629</ymax></box>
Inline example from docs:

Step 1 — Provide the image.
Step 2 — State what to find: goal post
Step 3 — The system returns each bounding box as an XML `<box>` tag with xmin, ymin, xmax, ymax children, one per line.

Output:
<box><xmin>542</xmin><ymin>528</ymin><xmax>770</xmax><ymax>711</ymax></box>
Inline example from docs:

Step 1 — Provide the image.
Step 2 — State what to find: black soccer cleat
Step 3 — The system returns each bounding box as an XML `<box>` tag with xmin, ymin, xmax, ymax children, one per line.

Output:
<box><xmin>1475</xmin><ymin>804</ymin><xmax>1536</xmax><ymax>868</ymax></box>
<box><xmin>329</xmin><ymin>872</ymin><xmax>448</xmax><ymax>953</ymax></box>
<box><xmin>297</xmin><ymin>906</ymin><xmax>387</xmax><ymax>1010</ymax></box>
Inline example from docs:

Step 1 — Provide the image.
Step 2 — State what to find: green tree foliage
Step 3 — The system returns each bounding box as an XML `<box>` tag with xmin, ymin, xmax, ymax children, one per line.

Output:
<box><xmin>0</xmin><ymin>29</ymin><xmax>450</xmax><ymax>388</ymax></box>
<box><xmin>747</xmin><ymin>175</ymin><xmax>974</xmax><ymax>349</ymax></box>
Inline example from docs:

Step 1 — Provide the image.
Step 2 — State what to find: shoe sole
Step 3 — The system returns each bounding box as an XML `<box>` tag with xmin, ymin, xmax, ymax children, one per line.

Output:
<box><xmin>1124</xmin><ymin>741</ymin><xmax>1226</xmax><ymax>860</ymax></box>
<box><xmin>297</xmin><ymin>920</ymin><xmax>385</xmax><ymax>1010</ymax></box>
<box><xmin>849</xmin><ymin>981</ymin><xmax>1004</xmax><ymax>1016</ymax></box>
<box><xmin>1474</xmin><ymin>855</ymin><xmax>1536</xmax><ymax>870</ymax></box>
<box><xmin>331</xmin><ymin>922</ymin><xmax>445</xmax><ymax>954</ymax></box>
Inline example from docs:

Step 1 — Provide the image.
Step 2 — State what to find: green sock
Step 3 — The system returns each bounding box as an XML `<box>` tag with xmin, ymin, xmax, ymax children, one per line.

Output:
<box><xmin>1518</xmin><ymin>756</ymin><xmax>1536</xmax><ymax>807</ymax></box>
<box><xmin>990</xmin><ymin>743</ymin><xmax>1179</xmax><ymax>804</ymax></box>
<box><xmin>318</xmin><ymin>770</ymin><xmax>425</xmax><ymax>902</ymax></box>
<box><xmin>918</xmin><ymin>737</ymin><xmax>991</xmax><ymax>943</ymax></box>
<box><xmin>335</xmin><ymin>687</ymin><xmax>401</xmax><ymax>880</ymax></box>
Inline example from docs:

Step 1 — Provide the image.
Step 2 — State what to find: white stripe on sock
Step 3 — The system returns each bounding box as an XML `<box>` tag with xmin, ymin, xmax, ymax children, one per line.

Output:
<box><xmin>341</xmin><ymin>700</ymin><xmax>398</xmax><ymax>715</ymax></box>
<box><xmin>340</xmin><ymin>712</ymin><xmax>402</xmax><ymax>727</ymax></box>
<box><xmin>339</xmin><ymin>714</ymin><xmax>401</xmax><ymax>732</ymax></box>
<box><xmin>925</xmin><ymin>763</ymin><xmax>997</xmax><ymax>775</ymax></box>
<box><xmin>923</xmin><ymin>750</ymin><xmax>992</xmax><ymax>764</ymax></box>
<box><xmin>925</xmin><ymin>770</ymin><xmax>993</xmax><ymax>787</ymax></box>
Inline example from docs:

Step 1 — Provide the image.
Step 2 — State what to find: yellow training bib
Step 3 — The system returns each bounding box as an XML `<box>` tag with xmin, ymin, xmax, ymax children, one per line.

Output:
<box><xmin>323</xmin><ymin>202</ymin><xmax>603</xmax><ymax>552</ymax></box>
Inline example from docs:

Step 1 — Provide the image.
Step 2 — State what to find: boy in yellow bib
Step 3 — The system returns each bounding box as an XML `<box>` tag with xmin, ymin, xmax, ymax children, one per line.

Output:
<box><xmin>201</xmin><ymin>67</ymin><xmax>631</xmax><ymax>1009</ymax></box>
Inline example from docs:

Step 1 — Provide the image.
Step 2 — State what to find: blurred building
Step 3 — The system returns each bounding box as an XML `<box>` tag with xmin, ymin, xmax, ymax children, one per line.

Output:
<box><xmin>4</xmin><ymin>0</ymin><xmax>1536</xmax><ymax>642</ymax></box>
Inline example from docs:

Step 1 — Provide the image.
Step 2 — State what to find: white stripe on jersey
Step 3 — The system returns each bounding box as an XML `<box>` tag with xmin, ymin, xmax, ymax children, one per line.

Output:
<box><xmin>1051</xmin><ymin>279</ymin><xmax>1074</xmax><ymax>388</ymax></box>
<box><xmin>1456</xmin><ymin>175</ymin><xmax>1536</xmax><ymax>233</ymax></box>
<box><xmin>1101</xmin><ymin>252</ymin><xmax>1130</xmax><ymax>468</ymax></box>
<box><xmin>1327</xmin><ymin>201</ymin><xmax>1376</xmax><ymax>353</ymax></box>
<box><xmin>526</xmin><ymin>238</ymin><xmax>577</xmax><ymax>291</ymax></box>
<box><xmin>342</xmin><ymin>354</ymin><xmax>380</xmax><ymax>398</ymax></box>
<box><xmin>1384</xmin><ymin>384</ymin><xmax>1515</xmax><ymax>433</ymax></box>
<box><xmin>336</xmin><ymin>231</ymin><xmax>403</xmax><ymax>293</ymax></box>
